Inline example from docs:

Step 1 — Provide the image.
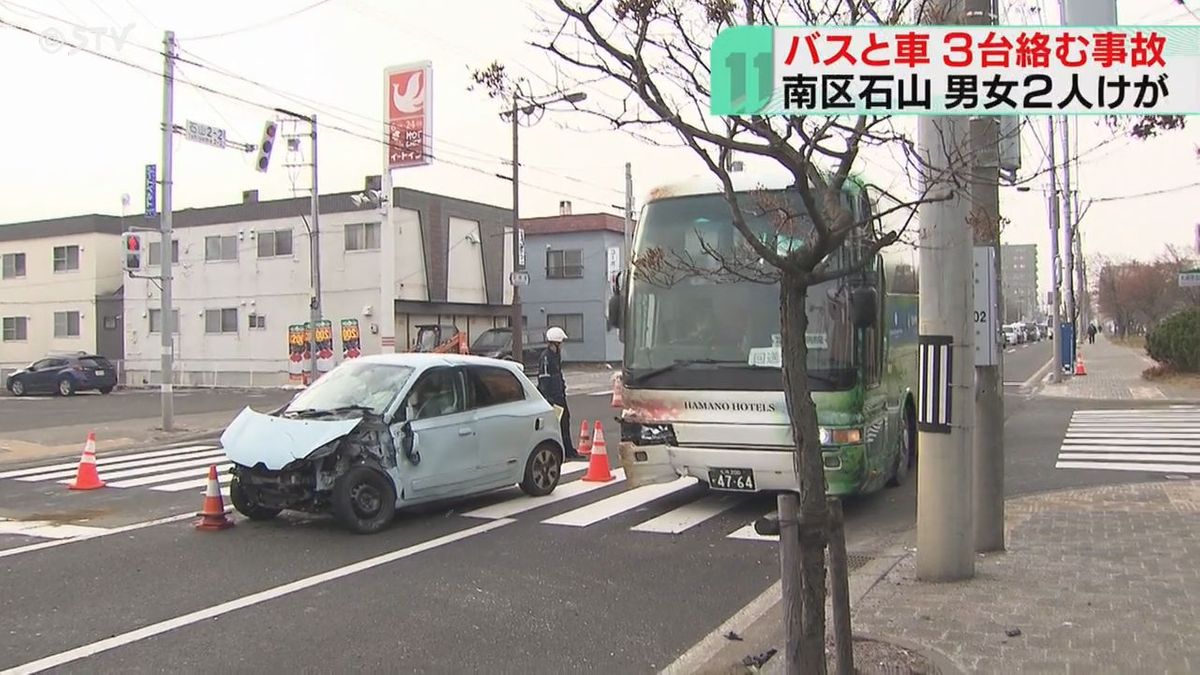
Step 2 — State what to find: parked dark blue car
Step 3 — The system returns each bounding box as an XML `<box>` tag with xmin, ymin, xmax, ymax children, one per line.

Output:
<box><xmin>5</xmin><ymin>353</ymin><xmax>117</xmax><ymax>397</ymax></box>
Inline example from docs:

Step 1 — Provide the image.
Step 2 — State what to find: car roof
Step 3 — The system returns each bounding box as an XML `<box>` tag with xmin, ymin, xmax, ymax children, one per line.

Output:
<box><xmin>354</xmin><ymin>352</ymin><xmax>528</xmax><ymax>373</ymax></box>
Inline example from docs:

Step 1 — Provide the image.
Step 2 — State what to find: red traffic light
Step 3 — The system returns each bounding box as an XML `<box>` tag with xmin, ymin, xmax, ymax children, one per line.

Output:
<box><xmin>126</xmin><ymin>235</ymin><xmax>141</xmax><ymax>251</ymax></box>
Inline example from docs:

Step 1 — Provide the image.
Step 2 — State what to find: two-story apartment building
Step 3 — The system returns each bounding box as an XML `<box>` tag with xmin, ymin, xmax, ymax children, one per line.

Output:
<box><xmin>0</xmin><ymin>215</ymin><xmax>124</xmax><ymax>378</ymax></box>
<box><xmin>520</xmin><ymin>204</ymin><xmax>624</xmax><ymax>363</ymax></box>
<box><xmin>121</xmin><ymin>179</ymin><xmax>516</xmax><ymax>386</ymax></box>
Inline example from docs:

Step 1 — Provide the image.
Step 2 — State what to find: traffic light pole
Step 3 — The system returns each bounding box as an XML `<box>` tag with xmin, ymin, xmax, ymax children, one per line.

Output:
<box><xmin>159</xmin><ymin>30</ymin><xmax>176</xmax><ymax>431</ymax></box>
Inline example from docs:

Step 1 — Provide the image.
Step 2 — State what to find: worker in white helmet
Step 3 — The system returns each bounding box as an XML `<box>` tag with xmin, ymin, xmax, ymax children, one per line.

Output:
<box><xmin>538</xmin><ymin>326</ymin><xmax>581</xmax><ymax>459</ymax></box>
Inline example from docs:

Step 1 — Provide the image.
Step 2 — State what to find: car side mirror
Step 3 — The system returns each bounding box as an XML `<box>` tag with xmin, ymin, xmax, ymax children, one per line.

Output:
<box><xmin>850</xmin><ymin>287</ymin><xmax>878</xmax><ymax>329</ymax></box>
<box><xmin>399</xmin><ymin>421</ymin><xmax>420</xmax><ymax>465</ymax></box>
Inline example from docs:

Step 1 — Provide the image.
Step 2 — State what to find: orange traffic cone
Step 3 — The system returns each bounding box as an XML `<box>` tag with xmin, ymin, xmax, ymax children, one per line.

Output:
<box><xmin>67</xmin><ymin>432</ymin><xmax>105</xmax><ymax>491</ymax></box>
<box><xmin>581</xmin><ymin>421</ymin><xmax>615</xmax><ymax>482</ymax></box>
<box><xmin>195</xmin><ymin>465</ymin><xmax>234</xmax><ymax>530</ymax></box>
<box><xmin>577</xmin><ymin>420</ymin><xmax>593</xmax><ymax>457</ymax></box>
<box><xmin>1075</xmin><ymin>358</ymin><xmax>1087</xmax><ymax>376</ymax></box>
<box><xmin>610</xmin><ymin>373</ymin><xmax>624</xmax><ymax>408</ymax></box>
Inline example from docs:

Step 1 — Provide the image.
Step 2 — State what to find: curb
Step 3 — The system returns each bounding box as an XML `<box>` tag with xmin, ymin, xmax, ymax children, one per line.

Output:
<box><xmin>1019</xmin><ymin>357</ymin><xmax>1055</xmax><ymax>396</ymax></box>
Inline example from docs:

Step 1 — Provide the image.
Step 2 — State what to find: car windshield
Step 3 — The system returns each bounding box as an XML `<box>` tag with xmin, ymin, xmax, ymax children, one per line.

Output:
<box><xmin>283</xmin><ymin>361</ymin><xmax>415</xmax><ymax>415</ymax></box>
<box><xmin>624</xmin><ymin>190</ymin><xmax>861</xmax><ymax>390</ymax></box>
<box><xmin>472</xmin><ymin>329</ymin><xmax>511</xmax><ymax>351</ymax></box>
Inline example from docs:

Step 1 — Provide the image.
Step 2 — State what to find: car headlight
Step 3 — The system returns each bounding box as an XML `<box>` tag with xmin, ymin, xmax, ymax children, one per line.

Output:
<box><xmin>819</xmin><ymin>427</ymin><xmax>862</xmax><ymax>445</ymax></box>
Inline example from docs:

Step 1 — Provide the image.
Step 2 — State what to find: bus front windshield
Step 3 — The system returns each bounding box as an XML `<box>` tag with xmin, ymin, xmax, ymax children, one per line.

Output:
<box><xmin>625</xmin><ymin>191</ymin><xmax>858</xmax><ymax>391</ymax></box>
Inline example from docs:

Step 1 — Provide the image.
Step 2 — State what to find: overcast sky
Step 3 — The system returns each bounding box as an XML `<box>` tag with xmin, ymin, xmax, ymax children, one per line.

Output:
<box><xmin>0</xmin><ymin>0</ymin><xmax>1196</xmax><ymax>300</ymax></box>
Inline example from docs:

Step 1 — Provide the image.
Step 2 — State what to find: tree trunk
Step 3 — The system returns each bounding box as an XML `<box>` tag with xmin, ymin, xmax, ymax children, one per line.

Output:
<box><xmin>778</xmin><ymin>272</ymin><xmax>830</xmax><ymax>675</ymax></box>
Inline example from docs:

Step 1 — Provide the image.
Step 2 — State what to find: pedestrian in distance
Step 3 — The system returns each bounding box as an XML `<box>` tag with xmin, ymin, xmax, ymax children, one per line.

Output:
<box><xmin>537</xmin><ymin>326</ymin><xmax>581</xmax><ymax>460</ymax></box>
<box><xmin>1087</xmin><ymin>323</ymin><xmax>1097</xmax><ymax>344</ymax></box>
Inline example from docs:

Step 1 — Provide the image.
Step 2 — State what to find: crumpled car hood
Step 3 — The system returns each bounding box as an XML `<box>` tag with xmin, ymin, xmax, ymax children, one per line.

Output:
<box><xmin>221</xmin><ymin>407</ymin><xmax>364</xmax><ymax>471</ymax></box>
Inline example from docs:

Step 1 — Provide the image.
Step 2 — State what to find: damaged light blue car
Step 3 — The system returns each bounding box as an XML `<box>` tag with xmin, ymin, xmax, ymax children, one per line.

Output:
<box><xmin>221</xmin><ymin>353</ymin><xmax>565</xmax><ymax>534</ymax></box>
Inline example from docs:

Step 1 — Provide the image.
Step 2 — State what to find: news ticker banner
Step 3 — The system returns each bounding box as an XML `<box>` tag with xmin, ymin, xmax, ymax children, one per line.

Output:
<box><xmin>711</xmin><ymin>25</ymin><xmax>1200</xmax><ymax>116</ymax></box>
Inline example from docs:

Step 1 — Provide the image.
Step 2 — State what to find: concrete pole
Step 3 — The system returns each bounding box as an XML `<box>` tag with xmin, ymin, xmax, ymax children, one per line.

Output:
<box><xmin>510</xmin><ymin>99</ymin><xmax>525</xmax><ymax>362</ymax></box>
<box><xmin>623</xmin><ymin>162</ymin><xmax>633</xmax><ymax>263</ymax></box>
<box><xmin>1046</xmin><ymin>118</ymin><xmax>1064</xmax><ymax>382</ymax></box>
<box><xmin>308</xmin><ymin>114</ymin><xmax>322</xmax><ymax>382</ymax></box>
<box><xmin>159</xmin><ymin>30</ymin><xmax>175</xmax><ymax>431</ymax></box>
<box><xmin>380</xmin><ymin>168</ymin><xmax>396</xmax><ymax>353</ymax></box>
<box><xmin>916</xmin><ymin>94</ymin><xmax>976</xmax><ymax>578</ymax></box>
<box><xmin>1060</xmin><ymin>117</ymin><xmax>1075</xmax><ymax>366</ymax></box>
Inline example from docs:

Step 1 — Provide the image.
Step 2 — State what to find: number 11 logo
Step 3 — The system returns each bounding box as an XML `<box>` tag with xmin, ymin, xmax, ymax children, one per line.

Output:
<box><xmin>711</xmin><ymin>26</ymin><xmax>775</xmax><ymax>116</ymax></box>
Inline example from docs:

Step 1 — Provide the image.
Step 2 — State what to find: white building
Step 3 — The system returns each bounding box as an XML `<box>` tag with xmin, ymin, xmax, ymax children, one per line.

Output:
<box><xmin>0</xmin><ymin>215</ymin><xmax>124</xmax><ymax>378</ymax></box>
<box><xmin>121</xmin><ymin>179</ymin><xmax>516</xmax><ymax>386</ymax></box>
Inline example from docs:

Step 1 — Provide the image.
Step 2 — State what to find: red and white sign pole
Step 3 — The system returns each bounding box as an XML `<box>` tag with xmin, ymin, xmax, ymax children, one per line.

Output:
<box><xmin>380</xmin><ymin>62</ymin><xmax>432</xmax><ymax>354</ymax></box>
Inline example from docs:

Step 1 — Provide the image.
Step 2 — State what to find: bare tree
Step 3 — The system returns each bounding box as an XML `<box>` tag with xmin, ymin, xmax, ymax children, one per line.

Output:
<box><xmin>473</xmin><ymin>2</ymin><xmax>971</xmax><ymax>672</ymax></box>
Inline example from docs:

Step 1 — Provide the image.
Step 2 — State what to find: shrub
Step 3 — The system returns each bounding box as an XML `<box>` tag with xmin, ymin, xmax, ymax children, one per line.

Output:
<box><xmin>1145</xmin><ymin>308</ymin><xmax>1200</xmax><ymax>373</ymax></box>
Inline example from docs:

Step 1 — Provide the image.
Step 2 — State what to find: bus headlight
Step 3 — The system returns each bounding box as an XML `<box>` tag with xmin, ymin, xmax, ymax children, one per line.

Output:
<box><xmin>819</xmin><ymin>427</ymin><xmax>862</xmax><ymax>445</ymax></box>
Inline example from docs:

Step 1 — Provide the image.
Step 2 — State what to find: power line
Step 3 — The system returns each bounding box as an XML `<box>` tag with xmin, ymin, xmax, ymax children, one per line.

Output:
<box><xmin>1088</xmin><ymin>180</ymin><xmax>1200</xmax><ymax>203</ymax></box>
<box><xmin>179</xmin><ymin>0</ymin><xmax>336</xmax><ymax>41</ymax></box>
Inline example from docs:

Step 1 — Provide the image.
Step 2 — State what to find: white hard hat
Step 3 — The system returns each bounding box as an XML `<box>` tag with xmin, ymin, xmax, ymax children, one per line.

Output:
<box><xmin>545</xmin><ymin>326</ymin><xmax>568</xmax><ymax>343</ymax></box>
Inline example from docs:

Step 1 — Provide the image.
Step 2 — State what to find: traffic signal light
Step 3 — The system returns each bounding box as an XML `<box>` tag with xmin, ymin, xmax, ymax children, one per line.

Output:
<box><xmin>122</xmin><ymin>232</ymin><xmax>143</xmax><ymax>272</ymax></box>
<box><xmin>256</xmin><ymin>120</ymin><xmax>277</xmax><ymax>173</ymax></box>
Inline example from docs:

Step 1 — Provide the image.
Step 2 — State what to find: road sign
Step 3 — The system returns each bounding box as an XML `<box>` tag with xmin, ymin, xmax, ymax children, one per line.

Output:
<box><xmin>1180</xmin><ymin>269</ymin><xmax>1200</xmax><ymax>288</ymax></box>
<box><xmin>185</xmin><ymin>120</ymin><xmax>227</xmax><ymax>149</ymax></box>
<box><xmin>517</xmin><ymin>228</ymin><xmax>526</xmax><ymax>267</ymax></box>
<box><xmin>510</xmin><ymin>271</ymin><xmax>530</xmax><ymax>287</ymax></box>
<box><xmin>972</xmin><ymin>246</ymin><xmax>998</xmax><ymax>367</ymax></box>
<box><xmin>144</xmin><ymin>164</ymin><xmax>156</xmax><ymax>219</ymax></box>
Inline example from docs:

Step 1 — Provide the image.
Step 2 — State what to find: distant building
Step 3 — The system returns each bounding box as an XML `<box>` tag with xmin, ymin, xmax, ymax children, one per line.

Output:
<box><xmin>520</xmin><ymin>201</ymin><xmax>625</xmax><ymax>363</ymax></box>
<box><xmin>117</xmin><ymin>180</ymin><xmax>516</xmax><ymax>386</ymax></box>
<box><xmin>0</xmin><ymin>215</ymin><xmax>125</xmax><ymax>380</ymax></box>
<box><xmin>1001</xmin><ymin>244</ymin><xmax>1039</xmax><ymax>322</ymax></box>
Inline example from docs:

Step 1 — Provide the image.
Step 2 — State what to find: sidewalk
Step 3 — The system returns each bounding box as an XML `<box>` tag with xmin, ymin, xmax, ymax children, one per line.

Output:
<box><xmin>850</xmin><ymin>480</ymin><xmax>1199</xmax><ymax>673</ymax></box>
<box><xmin>1038</xmin><ymin>334</ymin><xmax>1196</xmax><ymax>402</ymax></box>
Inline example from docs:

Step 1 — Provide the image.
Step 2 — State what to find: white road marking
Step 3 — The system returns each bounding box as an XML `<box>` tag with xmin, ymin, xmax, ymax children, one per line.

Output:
<box><xmin>1058</xmin><ymin>452</ymin><xmax>1200</xmax><ymax>463</ymax></box>
<box><xmin>1061</xmin><ymin>444</ymin><xmax>1200</xmax><ymax>454</ymax></box>
<box><xmin>48</xmin><ymin>454</ymin><xmax>228</xmax><ymax>484</ymax></box>
<box><xmin>0</xmin><ymin>518</ymin><xmax>514</xmax><ymax>674</ymax></box>
<box><xmin>726</xmin><ymin>522</ymin><xmax>778</xmax><ymax>542</ymax></box>
<box><xmin>0</xmin><ymin>513</ymin><xmax>197</xmax><ymax>560</ymax></box>
<box><xmin>0</xmin><ymin>519</ymin><xmax>109</xmax><ymax>540</ymax></box>
<box><xmin>630</xmin><ymin>493</ymin><xmax>740</xmax><ymax>534</ymax></box>
<box><xmin>460</xmin><ymin>469</ymin><xmax>627</xmax><ymax>519</ymax></box>
<box><xmin>542</xmin><ymin>476</ymin><xmax>697</xmax><ymax>528</ymax></box>
<box><xmin>21</xmin><ymin>449</ymin><xmax>225</xmax><ymax>482</ymax></box>
<box><xmin>112</xmin><ymin>464</ymin><xmax>232</xmax><ymax>489</ymax></box>
<box><xmin>0</xmin><ymin>445</ymin><xmax>219</xmax><ymax>479</ymax></box>
<box><xmin>1063</xmin><ymin>437</ymin><xmax>1200</xmax><ymax>447</ymax></box>
<box><xmin>1054</xmin><ymin>461</ymin><xmax>1200</xmax><ymax>474</ymax></box>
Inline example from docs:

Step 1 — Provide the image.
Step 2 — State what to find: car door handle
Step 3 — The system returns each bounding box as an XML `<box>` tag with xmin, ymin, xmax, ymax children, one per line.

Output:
<box><xmin>458</xmin><ymin>428</ymin><xmax>474</xmax><ymax>436</ymax></box>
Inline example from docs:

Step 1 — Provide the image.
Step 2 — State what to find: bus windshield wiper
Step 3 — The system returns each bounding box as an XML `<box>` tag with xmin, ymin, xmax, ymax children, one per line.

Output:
<box><xmin>628</xmin><ymin>359</ymin><xmax>748</xmax><ymax>384</ymax></box>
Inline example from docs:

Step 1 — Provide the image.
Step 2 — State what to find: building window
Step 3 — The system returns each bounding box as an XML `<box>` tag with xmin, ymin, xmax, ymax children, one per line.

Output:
<box><xmin>148</xmin><ymin>308</ymin><xmax>180</xmax><ymax>334</ymax></box>
<box><xmin>345</xmin><ymin>223</ymin><xmax>381</xmax><ymax>251</ymax></box>
<box><xmin>248</xmin><ymin>313</ymin><xmax>266</xmax><ymax>329</ymax></box>
<box><xmin>546</xmin><ymin>249</ymin><xmax>584</xmax><ymax>279</ymax></box>
<box><xmin>545</xmin><ymin>313</ymin><xmax>583</xmax><ymax>341</ymax></box>
<box><xmin>204</xmin><ymin>235</ymin><xmax>238</xmax><ymax>262</ymax></box>
<box><xmin>148</xmin><ymin>240</ymin><xmax>179</xmax><ymax>265</ymax></box>
<box><xmin>53</xmin><ymin>245</ymin><xmax>80</xmax><ymax>272</ymax></box>
<box><xmin>54</xmin><ymin>311</ymin><xmax>81</xmax><ymax>338</ymax></box>
<box><xmin>2</xmin><ymin>252</ymin><xmax>26</xmax><ymax>279</ymax></box>
<box><xmin>205</xmin><ymin>308</ymin><xmax>238</xmax><ymax>334</ymax></box>
<box><xmin>103</xmin><ymin>316</ymin><xmax>118</xmax><ymax>330</ymax></box>
<box><xmin>257</xmin><ymin>229</ymin><xmax>293</xmax><ymax>258</ymax></box>
<box><xmin>2</xmin><ymin>316</ymin><xmax>28</xmax><ymax>341</ymax></box>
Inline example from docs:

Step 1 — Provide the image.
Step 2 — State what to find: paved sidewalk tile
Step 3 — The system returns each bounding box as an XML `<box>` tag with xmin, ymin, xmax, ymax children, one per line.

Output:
<box><xmin>1039</xmin><ymin>335</ymin><xmax>1166</xmax><ymax>400</ymax></box>
<box><xmin>851</xmin><ymin>481</ymin><xmax>1200</xmax><ymax>673</ymax></box>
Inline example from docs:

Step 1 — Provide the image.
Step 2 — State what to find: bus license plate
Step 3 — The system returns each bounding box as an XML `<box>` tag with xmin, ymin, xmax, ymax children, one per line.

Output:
<box><xmin>709</xmin><ymin>468</ymin><xmax>756</xmax><ymax>491</ymax></box>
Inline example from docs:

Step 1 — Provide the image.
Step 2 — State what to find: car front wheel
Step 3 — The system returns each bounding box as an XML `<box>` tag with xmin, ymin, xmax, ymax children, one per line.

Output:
<box><xmin>332</xmin><ymin>465</ymin><xmax>397</xmax><ymax>535</ymax></box>
<box><xmin>8</xmin><ymin>379</ymin><xmax>25</xmax><ymax>396</ymax></box>
<box><xmin>229</xmin><ymin>476</ymin><xmax>282</xmax><ymax>521</ymax></box>
<box><xmin>520</xmin><ymin>442</ymin><xmax>563</xmax><ymax>497</ymax></box>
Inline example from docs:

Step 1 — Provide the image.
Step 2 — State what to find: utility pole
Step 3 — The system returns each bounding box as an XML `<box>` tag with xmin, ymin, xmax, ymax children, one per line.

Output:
<box><xmin>967</xmin><ymin>0</ymin><xmax>1004</xmax><ymax>553</ymax></box>
<box><xmin>509</xmin><ymin>98</ymin><xmax>524</xmax><ymax>364</ymax></box>
<box><xmin>159</xmin><ymin>29</ymin><xmax>176</xmax><ymax>431</ymax></box>
<box><xmin>379</xmin><ymin>168</ymin><xmax>396</xmax><ymax>354</ymax></box>
<box><xmin>915</xmin><ymin>1</ymin><xmax>975</xmax><ymax>578</ymax></box>
<box><xmin>1060</xmin><ymin>117</ymin><xmax>1075</xmax><ymax>369</ymax></box>
<box><xmin>623</xmin><ymin>162</ymin><xmax>633</xmax><ymax>263</ymax></box>
<box><xmin>309</xmin><ymin>113</ymin><xmax>321</xmax><ymax>381</ymax></box>
<box><xmin>1047</xmin><ymin>117</ymin><xmax>1064</xmax><ymax>383</ymax></box>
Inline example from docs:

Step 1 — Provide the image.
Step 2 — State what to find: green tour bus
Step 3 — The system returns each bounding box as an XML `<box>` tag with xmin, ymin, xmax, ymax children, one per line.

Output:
<box><xmin>607</xmin><ymin>168</ymin><xmax>920</xmax><ymax>497</ymax></box>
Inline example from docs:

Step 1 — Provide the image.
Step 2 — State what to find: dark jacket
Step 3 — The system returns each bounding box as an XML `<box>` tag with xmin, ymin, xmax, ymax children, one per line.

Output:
<box><xmin>536</xmin><ymin>347</ymin><xmax>567</xmax><ymax>406</ymax></box>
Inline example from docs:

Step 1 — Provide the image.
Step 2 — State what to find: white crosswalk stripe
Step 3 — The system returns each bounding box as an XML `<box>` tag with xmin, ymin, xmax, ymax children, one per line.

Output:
<box><xmin>1056</xmin><ymin>407</ymin><xmax>1200</xmax><ymax>475</ymax></box>
<box><xmin>3</xmin><ymin>444</ymin><xmax>792</xmax><ymax>544</ymax></box>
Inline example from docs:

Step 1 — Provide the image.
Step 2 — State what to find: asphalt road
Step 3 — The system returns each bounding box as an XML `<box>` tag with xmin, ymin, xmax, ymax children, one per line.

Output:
<box><xmin>12</xmin><ymin>339</ymin><xmax>1171</xmax><ymax>673</ymax></box>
